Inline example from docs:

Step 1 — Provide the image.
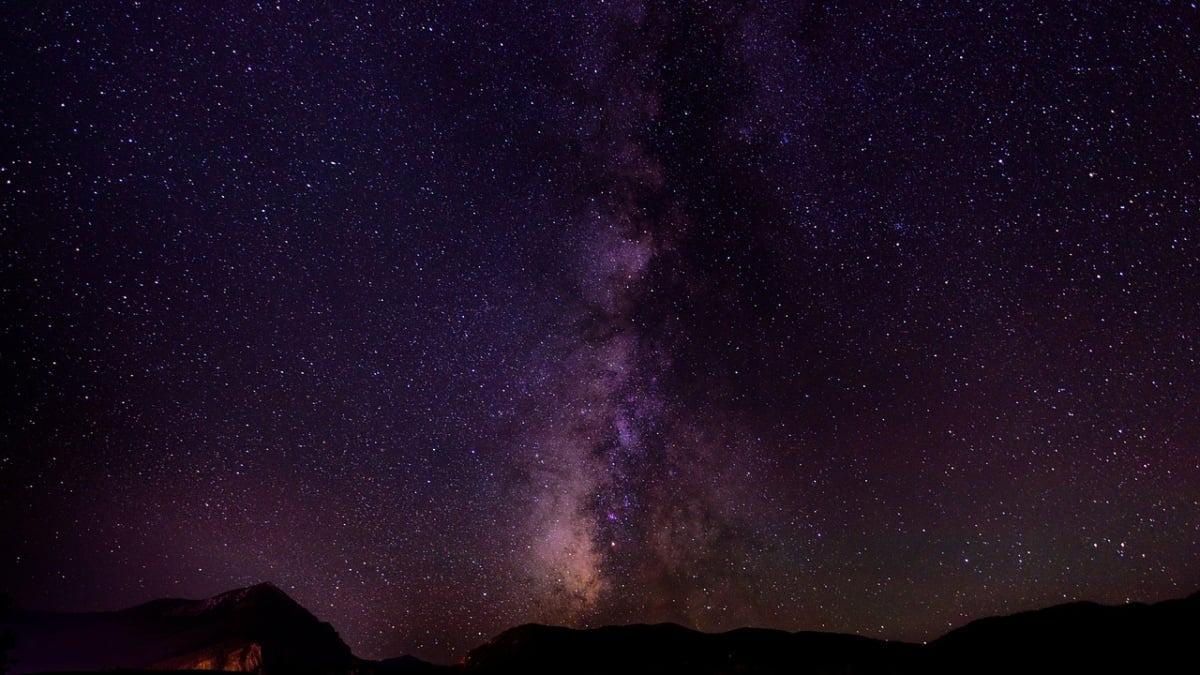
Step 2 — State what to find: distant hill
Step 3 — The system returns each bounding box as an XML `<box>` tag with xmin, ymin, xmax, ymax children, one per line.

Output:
<box><xmin>6</xmin><ymin>585</ymin><xmax>1198</xmax><ymax>674</ymax></box>
<box><xmin>462</xmin><ymin>622</ymin><xmax>919</xmax><ymax>674</ymax></box>
<box><xmin>7</xmin><ymin>583</ymin><xmax>353</xmax><ymax>674</ymax></box>
<box><xmin>926</xmin><ymin>590</ymin><xmax>1200</xmax><ymax>674</ymax></box>
<box><xmin>462</xmin><ymin>592</ymin><xmax>1200</xmax><ymax>674</ymax></box>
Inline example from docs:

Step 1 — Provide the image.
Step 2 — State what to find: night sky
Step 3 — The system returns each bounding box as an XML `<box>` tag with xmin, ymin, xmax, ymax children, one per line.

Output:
<box><xmin>3</xmin><ymin>0</ymin><xmax>1200</xmax><ymax>665</ymax></box>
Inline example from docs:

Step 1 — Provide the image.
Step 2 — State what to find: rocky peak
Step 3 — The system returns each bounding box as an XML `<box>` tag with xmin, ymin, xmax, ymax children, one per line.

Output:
<box><xmin>9</xmin><ymin>583</ymin><xmax>352</xmax><ymax>675</ymax></box>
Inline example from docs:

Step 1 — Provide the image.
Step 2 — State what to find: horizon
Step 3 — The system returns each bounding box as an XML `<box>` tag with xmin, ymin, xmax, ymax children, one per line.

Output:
<box><xmin>8</xmin><ymin>583</ymin><xmax>1198</xmax><ymax>673</ymax></box>
<box><xmin>4</xmin><ymin>1</ymin><xmax>1199</xmax><ymax>665</ymax></box>
<box><xmin>11</xmin><ymin>581</ymin><xmax>1198</xmax><ymax>662</ymax></box>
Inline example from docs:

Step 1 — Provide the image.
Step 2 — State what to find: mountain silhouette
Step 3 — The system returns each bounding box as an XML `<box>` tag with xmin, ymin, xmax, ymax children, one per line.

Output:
<box><xmin>6</xmin><ymin>586</ymin><xmax>1198</xmax><ymax>674</ymax></box>
<box><xmin>925</xmin><ymin>590</ymin><xmax>1200</xmax><ymax>674</ymax></box>
<box><xmin>462</xmin><ymin>592</ymin><xmax>1200</xmax><ymax>674</ymax></box>
<box><xmin>7</xmin><ymin>583</ymin><xmax>353</xmax><ymax>674</ymax></box>
<box><xmin>461</xmin><ymin>622</ymin><xmax>918</xmax><ymax>674</ymax></box>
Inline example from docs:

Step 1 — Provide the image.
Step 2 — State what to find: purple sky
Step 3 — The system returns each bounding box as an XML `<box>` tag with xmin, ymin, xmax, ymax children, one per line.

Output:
<box><xmin>3</xmin><ymin>1</ymin><xmax>1199</xmax><ymax>664</ymax></box>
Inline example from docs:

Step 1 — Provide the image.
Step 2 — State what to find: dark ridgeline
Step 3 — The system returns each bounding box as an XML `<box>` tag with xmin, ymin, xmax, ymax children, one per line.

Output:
<box><xmin>6</xmin><ymin>583</ymin><xmax>351</xmax><ymax>675</ymax></box>
<box><xmin>460</xmin><ymin>623</ymin><xmax>919</xmax><ymax>674</ymax></box>
<box><xmin>5</xmin><ymin>585</ymin><xmax>1198</xmax><ymax>674</ymax></box>
<box><xmin>926</xmin><ymin>591</ymin><xmax>1200</xmax><ymax>674</ymax></box>
<box><xmin>460</xmin><ymin>591</ymin><xmax>1200</xmax><ymax>674</ymax></box>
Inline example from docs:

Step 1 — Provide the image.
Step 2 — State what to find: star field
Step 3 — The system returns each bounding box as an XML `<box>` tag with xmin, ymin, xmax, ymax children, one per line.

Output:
<box><xmin>2</xmin><ymin>1</ymin><xmax>1199</xmax><ymax>665</ymax></box>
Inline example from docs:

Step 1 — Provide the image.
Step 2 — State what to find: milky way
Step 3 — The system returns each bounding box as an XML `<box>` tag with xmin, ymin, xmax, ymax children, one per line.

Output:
<box><xmin>3</xmin><ymin>1</ymin><xmax>1199</xmax><ymax>665</ymax></box>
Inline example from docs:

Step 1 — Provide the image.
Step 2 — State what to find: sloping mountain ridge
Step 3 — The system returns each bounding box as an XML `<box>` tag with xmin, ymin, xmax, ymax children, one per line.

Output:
<box><xmin>6</xmin><ymin>585</ymin><xmax>1198</xmax><ymax>674</ymax></box>
<box><xmin>926</xmin><ymin>590</ymin><xmax>1200</xmax><ymax>674</ymax></box>
<box><xmin>462</xmin><ymin>591</ymin><xmax>1200</xmax><ymax>674</ymax></box>
<box><xmin>8</xmin><ymin>583</ymin><xmax>352</xmax><ymax>675</ymax></box>
<box><xmin>461</xmin><ymin>621</ymin><xmax>920</xmax><ymax>674</ymax></box>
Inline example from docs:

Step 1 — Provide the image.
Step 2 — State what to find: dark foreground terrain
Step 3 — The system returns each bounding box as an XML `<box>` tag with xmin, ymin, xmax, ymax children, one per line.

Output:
<box><xmin>6</xmin><ymin>584</ymin><xmax>1198</xmax><ymax>674</ymax></box>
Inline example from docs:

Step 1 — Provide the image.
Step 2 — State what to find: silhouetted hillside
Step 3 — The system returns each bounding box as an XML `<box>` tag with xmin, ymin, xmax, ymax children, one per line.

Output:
<box><xmin>462</xmin><ymin>622</ymin><xmax>919</xmax><ymax>674</ymax></box>
<box><xmin>462</xmin><ymin>592</ymin><xmax>1200</xmax><ymax>675</ymax></box>
<box><xmin>926</xmin><ymin>590</ymin><xmax>1200</xmax><ymax>674</ymax></box>
<box><xmin>8</xmin><ymin>586</ymin><xmax>1198</xmax><ymax>674</ymax></box>
<box><xmin>8</xmin><ymin>583</ymin><xmax>352</xmax><ymax>674</ymax></box>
